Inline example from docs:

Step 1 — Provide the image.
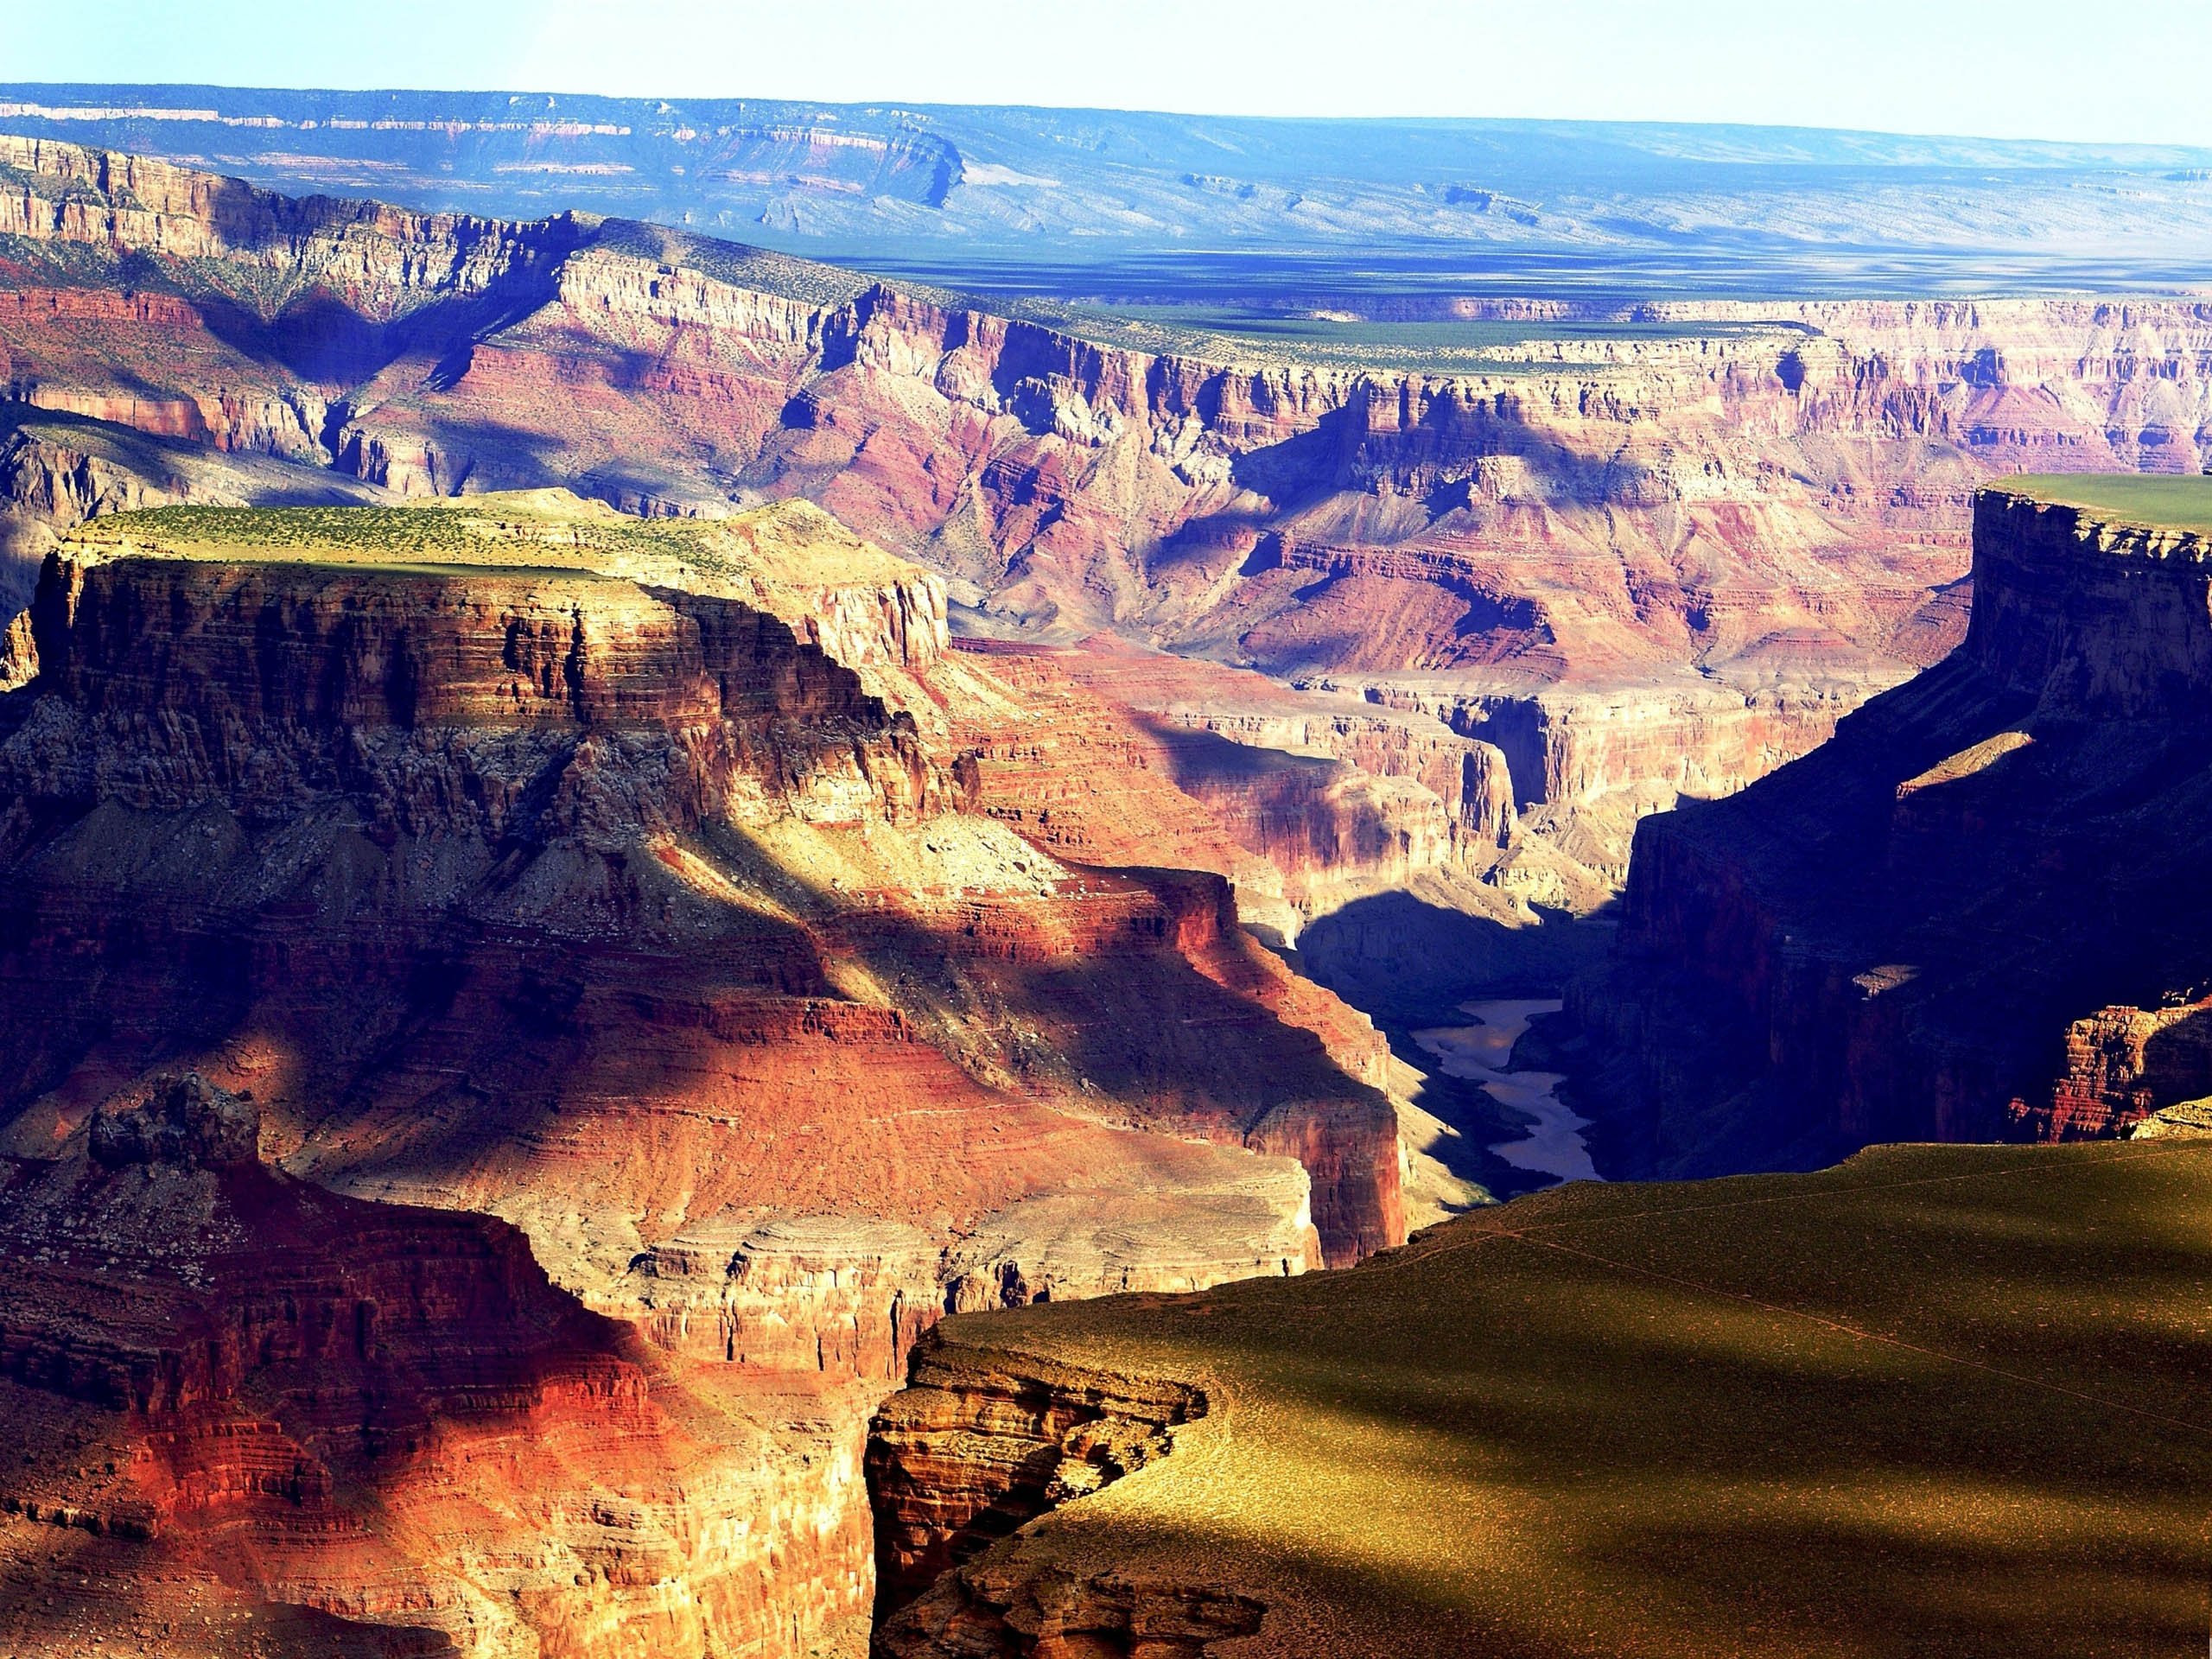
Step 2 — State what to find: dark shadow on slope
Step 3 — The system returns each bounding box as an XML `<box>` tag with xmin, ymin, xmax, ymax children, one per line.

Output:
<box><xmin>1226</xmin><ymin>388</ymin><xmax>1657</xmax><ymax>527</ymax></box>
<box><xmin>1292</xmin><ymin>890</ymin><xmax>1612</xmax><ymax>1030</ymax></box>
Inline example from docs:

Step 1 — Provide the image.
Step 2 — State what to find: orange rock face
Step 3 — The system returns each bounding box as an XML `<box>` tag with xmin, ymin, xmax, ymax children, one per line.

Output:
<box><xmin>0</xmin><ymin>517</ymin><xmax>1403</xmax><ymax>1263</ymax></box>
<box><xmin>0</xmin><ymin>498</ymin><xmax>1412</xmax><ymax>1652</ymax></box>
<box><xmin>2009</xmin><ymin>999</ymin><xmax>2212</xmax><ymax>1141</ymax></box>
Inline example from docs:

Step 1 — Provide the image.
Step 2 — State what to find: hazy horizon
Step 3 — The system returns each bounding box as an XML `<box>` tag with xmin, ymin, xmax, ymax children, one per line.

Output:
<box><xmin>15</xmin><ymin>0</ymin><xmax>2212</xmax><ymax>149</ymax></box>
<box><xmin>13</xmin><ymin>76</ymin><xmax>2212</xmax><ymax>159</ymax></box>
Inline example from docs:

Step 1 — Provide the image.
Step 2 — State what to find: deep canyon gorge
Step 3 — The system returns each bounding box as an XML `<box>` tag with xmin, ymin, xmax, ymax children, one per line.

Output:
<box><xmin>0</xmin><ymin>111</ymin><xmax>2209</xmax><ymax>1658</ymax></box>
<box><xmin>14</xmin><ymin>132</ymin><xmax>2212</xmax><ymax>966</ymax></box>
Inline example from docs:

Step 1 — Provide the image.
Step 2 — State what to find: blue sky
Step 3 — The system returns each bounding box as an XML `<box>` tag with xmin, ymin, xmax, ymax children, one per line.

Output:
<box><xmin>10</xmin><ymin>0</ymin><xmax>2212</xmax><ymax>146</ymax></box>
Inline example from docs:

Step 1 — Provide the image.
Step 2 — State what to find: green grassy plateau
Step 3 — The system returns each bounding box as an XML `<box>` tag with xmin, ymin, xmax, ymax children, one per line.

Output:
<box><xmin>925</xmin><ymin>1141</ymin><xmax>2212</xmax><ymax>1656</ymax></box>
<box><xmin>67</xmin><ymin>494</ymin><xmax>709</xmax><ymax>571</ymax></box>
<box><xmin>58</xmin><ymin>493</ymin><xmax>918</xmax><ymax>594</ymax></box>
<box><xmin>2003</xmin><ymin>473</ymin><xmax>2212</xmax><ymax>537</ymax></box>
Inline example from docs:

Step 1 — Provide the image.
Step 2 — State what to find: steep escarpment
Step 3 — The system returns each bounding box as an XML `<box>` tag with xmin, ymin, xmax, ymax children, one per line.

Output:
<box><xmin>0</xmin><ymin>134</ymin><xmax>587</xmax><ymax>467</ymax></box>
<box><xmin>0</xmin><ymin>493</ymin><xmax>1407</xmax><ymax>1653</ymax></box>
<box><xmin>1570</xmin><ymin>480</ymin><xmax>2212</xmax><ymax>1176</ymax></box>
<box><xmin>861</xmin><ymin>1141</ymin><xmax>2212</xmax><ymax>1658</ymax></box>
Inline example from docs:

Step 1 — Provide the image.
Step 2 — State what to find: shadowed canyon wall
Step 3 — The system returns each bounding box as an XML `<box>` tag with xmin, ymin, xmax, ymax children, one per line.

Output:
<box><xmin>0</xmin><ymin>496</ymin><xmax>1412</xmax><ymax>1654</ymax></box>
<box><xmin>1570</xmin><ymin>486</ymin><xmax>2212</xmax><ymax>1176</ymax></box>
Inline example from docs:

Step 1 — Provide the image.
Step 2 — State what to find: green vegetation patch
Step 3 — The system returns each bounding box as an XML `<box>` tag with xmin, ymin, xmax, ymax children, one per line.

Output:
<box><xmin>918</xmin><ymin>1141</ymin><xmax>2212</xmax><ymax>1657</ymax></box>
<box><xmin>61</xmin><ymin>493</ymin><xmax>920</xmax><ymax>601</ymax></box>
<box><xmin>71</xmin><ymin>497</ymin><xmax>726</xmax><ymax>573</ymax></box>
<box><xmin>2001</xmin><ymin>473</ymin><xmax>2212</xmax><ymax>537</ymax></box>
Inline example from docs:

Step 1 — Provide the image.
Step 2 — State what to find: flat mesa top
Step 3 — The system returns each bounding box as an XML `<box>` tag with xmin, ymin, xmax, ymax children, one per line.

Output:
<box><xmin>918</xmin><ymin>1139</ymin><xmax>2212</xmax><ymax>1657</ymax></box>
<box><xmin>1997</xmin><ymin>473</ymin><xmax>2212</xmax><ymax>537</ymax></box>
<box><xmin>56</xmin><ymin>491</ymin><xmax>920</xmax><ymax>591</ymax></box>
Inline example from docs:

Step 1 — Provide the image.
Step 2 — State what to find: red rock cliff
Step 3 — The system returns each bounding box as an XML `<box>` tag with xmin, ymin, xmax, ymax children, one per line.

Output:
<box><xmin>0</xmin><ymin>1073</ymin><xmax>878</xmax><ymax>1657</ymax></box>
<box><xmin>0</xmin><ymin>499</ymin><xmax>1409</xmax><ymax>1654</ymax></box>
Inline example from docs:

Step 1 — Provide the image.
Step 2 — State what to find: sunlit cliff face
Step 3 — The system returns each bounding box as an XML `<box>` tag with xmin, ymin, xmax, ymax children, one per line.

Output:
<box><xmin>0</xmin><ymin>490</ymin><xmax>1433</xmax><ymax>1654</ymax></box>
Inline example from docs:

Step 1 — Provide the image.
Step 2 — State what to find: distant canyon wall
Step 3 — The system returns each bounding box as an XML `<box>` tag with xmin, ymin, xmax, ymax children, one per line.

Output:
<box><xmin>10</xmin><ymin>137</ymin><xmax>2212</xmax><ymax>895</ymax></box>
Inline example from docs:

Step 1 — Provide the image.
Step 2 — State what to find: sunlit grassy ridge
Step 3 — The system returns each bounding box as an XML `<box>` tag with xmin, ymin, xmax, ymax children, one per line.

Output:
<box><xmin>60</xmin><ymin>493</ymin><xmax>919</xmax><ymax>592</ymax></box>
<box><xmin>2001</xmin><ymin>474</ymin><xmax>2212</xmax><ymax>537</ymax></box>
<box><xmin>70</xmin><ymin>496</ymin><xmax>701</xmax><ymax>570</ymax></box>
<box><xmin>920</xmin><ymin>1141</ymin><xmax>2212</xmax><ymax>1657</ymax></box>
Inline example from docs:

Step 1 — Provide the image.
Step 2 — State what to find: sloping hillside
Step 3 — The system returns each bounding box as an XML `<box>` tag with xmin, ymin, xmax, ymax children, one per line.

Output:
<box><xmin>871</xmin><ymin>1138</ymin><xmax>2212</xmax><ymax>1657</ymax></box>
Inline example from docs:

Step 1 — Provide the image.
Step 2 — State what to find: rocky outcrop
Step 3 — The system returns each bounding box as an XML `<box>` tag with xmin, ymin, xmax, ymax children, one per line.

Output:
<box><xmin>86</xmin><ymin>1071</ymin><xmax>258</xmax><ymax>1169</ymax></box>
<box><xmin>867</xmin><ymin>1332</ymin><xmax>1207</xmax><ymax>1622</ymax></box>
<box><xmin>2128</xmin><ymin>1097</ymin><xmax>2212</xmax><ymax>1139</ymax></box>
<box><xmin>2012</xmin><ymin>999</ymin><xmax>2212</xmax><ymax>1140</ymax></box>
<box><xmin>0</xmin><ymin>1073</ymin><xmax>883</xmax><ymax>1658</ymax></box>
<box><xmin>1570</xmin><ymin>483</ymin><xmax>2212</xmax><ymax>1175</ymax></box>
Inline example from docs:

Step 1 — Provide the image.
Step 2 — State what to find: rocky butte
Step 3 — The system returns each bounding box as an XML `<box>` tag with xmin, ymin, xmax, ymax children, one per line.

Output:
<box><xmin>0</xmin><ymin>490</ymin><xmax>1422</xmax><ymax>1653</ymax></box>
<box><xmin>1567</xmin><ymin>476</ymin><xmax>2212</xmax><ymax>1175</ymax></box>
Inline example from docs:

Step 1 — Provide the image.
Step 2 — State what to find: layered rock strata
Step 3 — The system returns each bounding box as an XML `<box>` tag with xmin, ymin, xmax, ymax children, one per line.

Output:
<box><xmin>0</xmin><ymin>1073</ymin><xmax>878</xmax><ymax>1658</ymax></box>
<box><xmin>0</xmin><ymin>493</ymin><xmax>1407</xmax><ymax>1653</ymax></box>
<box><xmin>867</xmin><ymin>1335</ymin><xmax>1207</xmax><ymax>1622</ymax></box>
<box><xmin>972</xmin><ymin>638</ymin><xmax>1520</xmax><ymax>923</ymax></box>
<box><xmin>16</xmin><ymin>137</ymin><xmax>2212</xmax><ymax>902</ymax></box>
